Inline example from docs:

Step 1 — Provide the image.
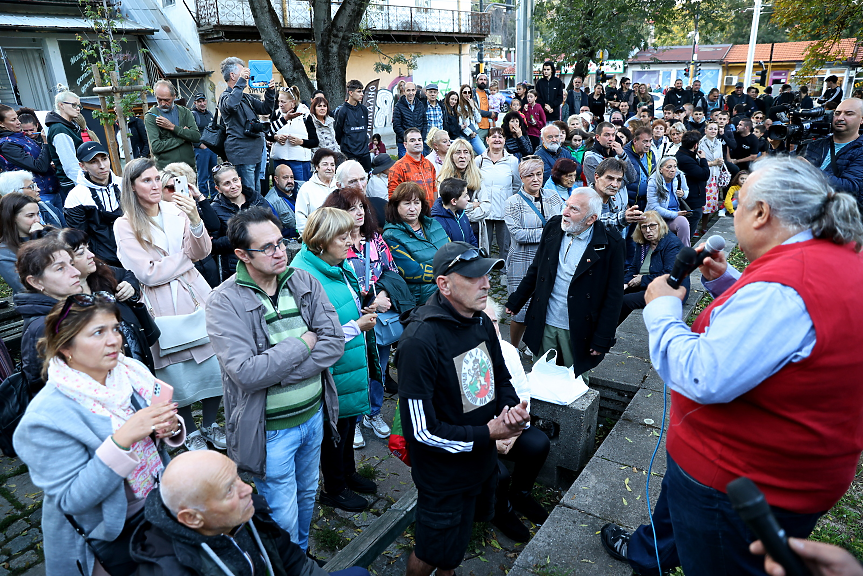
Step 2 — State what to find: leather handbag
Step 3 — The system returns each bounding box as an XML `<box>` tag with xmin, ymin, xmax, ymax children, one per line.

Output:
<box><xmin>128</xmin><ymin>301</ymin><xmax>160</xmax><ymax>347</ymax></box>
<box><xmin>0</xmin><ymin>371</ymin><xmax>27</xmax><ymax>457</ymax></box>
<box><xmin>375</xmin><ymin>310</ymin><xmax>404</xmax><ymax>346</ymax></box>
<box><xmin>199</xmin><ymin>108</ymin><xmax>226</xmax><ymax>158</ymax></box>
<box><xmin>144</xmin><ymin>278</ymin><xmax>209</xmax><ymax>357</ymax></box>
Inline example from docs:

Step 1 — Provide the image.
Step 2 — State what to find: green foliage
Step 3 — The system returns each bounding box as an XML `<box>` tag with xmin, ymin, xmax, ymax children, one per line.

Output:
<box><xmin>76</xmin><ymin>0</ymin><xmax>147</xmax><ymax>125</ymax></box>
<box><xmin>350</xmin><ymin>28</ymin><xmax>419</xmax><ymax>75</ymax></box>
<box><xmin>653</xmin><ymin>0</ymin><xmax>790</xmax><ymax>47</ymax></box>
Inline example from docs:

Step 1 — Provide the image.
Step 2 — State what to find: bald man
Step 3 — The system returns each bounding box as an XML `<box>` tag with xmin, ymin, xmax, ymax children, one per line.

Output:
<box><xmin>130</xmin><ymin>451</ymin><xmax>370</xmax><ymax>576</ymax></box>
<box><xmin>392</xmin><ymin>81</ymin><xmax>428</xmax><ymax>158</ymax></box>
<box><xmin>802</xmin><ymin>98</ymin><xmax>863</xmax><ymax>206</ymax></box>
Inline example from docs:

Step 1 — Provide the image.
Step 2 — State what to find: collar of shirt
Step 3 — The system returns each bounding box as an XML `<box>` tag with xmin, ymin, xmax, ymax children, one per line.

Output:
<box><xmin>784</xmin><ymin>229</ymin><xmax>814</xmax><ymax>245</ymax></box>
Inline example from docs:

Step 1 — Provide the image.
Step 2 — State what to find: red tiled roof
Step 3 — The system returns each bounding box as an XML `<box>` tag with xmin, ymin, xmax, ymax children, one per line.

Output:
<box><xmin>629</xmin><ymin>44</ymin><xmax>732</xmax><ymax>63</ymax></box>
<box><xmin>724</xmin><ymin>38</ymin><xmax>859</xmax><ymax>63</ymax></box>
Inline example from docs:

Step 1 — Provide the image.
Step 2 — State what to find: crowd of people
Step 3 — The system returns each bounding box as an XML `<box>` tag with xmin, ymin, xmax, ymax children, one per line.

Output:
<box><xmin>0</xmin><ymin>55</ymin><xmax>862</xmax><ymax>576</ymax></box>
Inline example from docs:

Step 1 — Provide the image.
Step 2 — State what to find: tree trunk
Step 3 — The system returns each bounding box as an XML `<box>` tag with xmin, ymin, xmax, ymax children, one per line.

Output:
<box><xmin>246</xmin><ymin>0</ymin><xmax>314</xmax><ymax>99</ymax></box>
<box><xmin>313</xmin><ymin>0</ymin><xmax>371</xmax><ymax>106</ymax></box>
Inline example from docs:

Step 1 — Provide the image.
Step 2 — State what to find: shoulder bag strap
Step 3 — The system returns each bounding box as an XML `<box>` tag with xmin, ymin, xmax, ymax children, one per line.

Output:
<box><xmin>517</xmin><ymin>190</ymin><xmax>546</xmax><ymax>225</ymax></box>
<box><xmin>830</xmin><ymin>140</ymin><xmax>839</xmax><ymax>176</ymax></box>
<box><xmin>364</xmin><ymin>241</ymin><xmax>371</xmax><ymax>292</ymax></box>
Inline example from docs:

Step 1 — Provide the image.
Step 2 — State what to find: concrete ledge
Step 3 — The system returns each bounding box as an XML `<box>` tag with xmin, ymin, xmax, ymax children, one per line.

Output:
<box><xmin>532</xmin><ymin>389</ymin><xmax>600</xmax><ymax>489</ymax></box>
<box><xmin>594</xmin><ymin>419</ymin><xmax>667</xmax><ymax>474</ymax></box>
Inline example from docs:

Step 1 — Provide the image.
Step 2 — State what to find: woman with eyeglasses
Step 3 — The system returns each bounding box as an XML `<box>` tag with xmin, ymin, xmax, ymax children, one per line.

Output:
<box><xmin>45</xmin><ymin>90</ymin><xmax>85</xmax><ymax>199</ymax></box>
<box><xmin>646</xmin><ymin>156</ymin><xmax>691</xmax><ymax>246</ymax></box>
<box><xmin>0</xmin><ymin>104</ymin><xmax>61</xmax><ymax>208</ymax></box>
<box><xmin>290</xmin><ymin>207</ymin><xmax>380</xmax><ymax>512</ymax></box>
<box><xmin>456</xmin><ymin>84</ymin><xmax>487</xmax><ymax>155</ymax></box>
<box><xmin>618</xmin><ymin>210</ymin><xmax>688</xmax><ymax>325</ymax></box>
<box><xmin>0</xmin><ymin>192</ymin><xmax>45</xmax><ymax>293</ymax></box>
<box><xmin>114</xmin><ymin>158</ymin><xmax>225</xmax><ymax>452</ymax></box>
<box><xmin>324</xmin><ymin>187</ymin><xmax>407</xmax><ymax>449</ymax></box>
<box><xmin>504</xmin><ymin>158</ymin><xmax>565</xmax><ymax>349</ymax></box>
<box><xmin>13</xmin><ymin>290</ymin><xmax>185</xmax><ymax>576</ymax></box>
<box><xmin>0</xmin><ymin>170</ymin><xmax>64</xmax><ymax>228</ymax></box>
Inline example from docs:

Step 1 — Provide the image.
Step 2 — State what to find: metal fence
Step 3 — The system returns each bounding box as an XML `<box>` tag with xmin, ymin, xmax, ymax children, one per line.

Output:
<box><xmin>195</xmin><ymin>0</ymin><xmax>489</xmax><ymax>35</ymax></box>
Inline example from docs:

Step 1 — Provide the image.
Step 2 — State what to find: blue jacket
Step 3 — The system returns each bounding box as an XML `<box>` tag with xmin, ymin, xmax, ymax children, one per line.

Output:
<box><xmin>624</xmin><ymin>232</ymin><xmax>690</xmax><ymax>298</ymax></box>
<box><xmin>622</xmin><ymin>141</ymin><xmax>656</xmax><ymax>207</ymax></box>
<box><xmin>431</xmin><ymin>198</ymin><xmax>478</xmax><ymax>247</ymax></box>
<box><xmin>535</xmin><ymin>144</ymin><xmax>577</xmax><ymax>185</ymax></box>
<box><xmin>802</xmin><ymin>134</ymin><xmax>863</xmax><ymax>210</ymax></box>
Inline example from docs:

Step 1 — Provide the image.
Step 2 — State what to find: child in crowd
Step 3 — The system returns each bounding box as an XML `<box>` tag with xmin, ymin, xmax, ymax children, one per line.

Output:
<box><xmin>431</xmin><ymin>177</ymin><xmax>478</xmax><ymax>247</ymax></box>
<box><xmin>488</xmin><ymin>80</ymin><xmax>504</xmax><ymax>127</ymax></box>
<box><xmin>724</xmin><ymin>170</ymin><xmax>748</xmax><ymax>215</ymax></box>
<box><xmin>369</xmin><ymin>133</ymin><xmax>386</xmax><ymax>157</ymax></box>
<box><xmin>509</xmin><ymin>97</ymin><xmax>526</xmax><ymax>123</ymax></box>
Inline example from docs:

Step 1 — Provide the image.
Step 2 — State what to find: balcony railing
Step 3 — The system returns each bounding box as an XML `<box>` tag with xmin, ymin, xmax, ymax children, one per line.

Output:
<box><xmin>195</xmin><ymin>0</ymin><xmax>490</xmax><ymax>37</ymax></box>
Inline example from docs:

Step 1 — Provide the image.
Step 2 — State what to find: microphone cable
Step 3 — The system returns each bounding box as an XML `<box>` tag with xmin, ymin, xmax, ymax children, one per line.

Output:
<box><xmin>645</xmin><ymin>379</ymin><xmax>668</xmax><ymax>573</ymax></box>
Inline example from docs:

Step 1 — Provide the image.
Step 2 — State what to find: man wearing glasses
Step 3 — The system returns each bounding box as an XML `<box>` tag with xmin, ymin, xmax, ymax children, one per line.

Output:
<box><xmin>45</xmin><ymin>90</ymin><xmax>85</xmax><ymax>200</ymax></box>
<box><xmin>398</xmin><ymin>241</ymin><xmax>528</xmax><ymax>576</ymax></box>
<box><xmin>206</xmin><ymin>206</ymin><xmax>344</xmax><ymax>553</ymax></box>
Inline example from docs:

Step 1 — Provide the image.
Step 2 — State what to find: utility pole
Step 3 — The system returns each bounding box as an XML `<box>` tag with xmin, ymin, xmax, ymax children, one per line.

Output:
<box><xmin>515</xmin><ymin>0</ymin><xmax>534</xmax><ymax>83</ymax></box>
<box><xmin>688</xmin><ymin>8</ymin><xmax>700</xmax><ymax>86</ymax></box>
<box><xmin>743</xmin><ymin>0</ymin><xmax>762</xmax><ymax>88</ymax></box>
<box><xmin>478</xmin><ymin>0</ymin><xmax>484</xmax><ymax>68</ymax></box>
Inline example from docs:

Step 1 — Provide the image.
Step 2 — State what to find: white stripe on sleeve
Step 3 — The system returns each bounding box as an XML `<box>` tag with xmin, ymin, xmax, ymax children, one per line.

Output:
<box><xmin>408</xmin><ymin>398</ymin><xmax>473</xmax><ymax>453</ymax></box>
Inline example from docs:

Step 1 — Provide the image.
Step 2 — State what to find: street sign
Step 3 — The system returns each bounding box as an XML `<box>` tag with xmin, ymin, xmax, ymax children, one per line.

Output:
<box><xmin>587</xmin><ymin>60</ymin><xmax>624</xmax><ymax>74</ymax></box>
<box><xmin>595</xmin><ymin>49</ymin><xmax>609</xmax><ymax>62</ymax></box>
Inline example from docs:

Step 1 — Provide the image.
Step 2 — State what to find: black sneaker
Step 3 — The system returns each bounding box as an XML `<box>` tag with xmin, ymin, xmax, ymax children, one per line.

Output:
<box><xmin>384</xmin><ymin>371</ymin><xmax>398</xmax><ymax>394</ymax></box>
<box><xmin>319</xmin><ymin>488</ymin><xmax>368</xmax><ymax>512</ymax></box>
<box><xmin>600</xmin><ymin>523</ymin><xmax>631</xmax><ymax>562</ymax></box>
<box><xmin>492</xmin><ymin>509</ymin><xmax>530</xmax><ymax>542</ymax></box>
<box><xmin>511</xmin><ymin>494</ymin><xmax>549</xmax><ymax>525</ymax></box>
<box><xmin>346</xmin><ymin>472</ymin><xmax>377</xmax><ymax>494</ymax></box>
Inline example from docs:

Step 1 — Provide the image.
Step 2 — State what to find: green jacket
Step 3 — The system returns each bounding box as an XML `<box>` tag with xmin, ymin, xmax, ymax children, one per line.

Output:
<box><xmin>382</xmin><ymin>215</ymin><xmax>449</xmax><ymax>306</ymax></box>
<box><xmin>144</xmin><ymin>106</ymin><xmax>200</xmax><ymax>170</ymax></box>
<box><xmin>290</xmin><ymin>245</ymin><xmax>378</xmax><ymax>418</ymax></box>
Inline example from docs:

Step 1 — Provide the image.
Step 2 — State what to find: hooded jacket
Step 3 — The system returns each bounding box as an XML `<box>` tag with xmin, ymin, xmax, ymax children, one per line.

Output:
<box><xmin>582</xmin><ymin>140</ymin><xmax>638</xmax><ymax>187</ymax></box>
<box><xmin>45</xmin><ymin>111</ymin><xmax>84</xmax><ymax>190</ymax></box>
<box><xmin>131</xmin><ymin>491</ymin><xmax>325</xmax><ymax>576</ymax></box>
<box><xmin>14</xmin><ymin>291</ymin><xmax>60</xmax><ymax>393</ymax></box>
<box><xmin>211</xmin><ymin>186</ymin><xmax>276</xmax><ymax>281</ymax></box>
<box><xmin>431</xmin><ymin>198</ymin><xmax>478</xmax><ymax>247</ymax></box>
<box><xmin>64</xmin><ymin>171</ymin><xmax>123</xmax><ymax>266</ymax></box>
<box><xmin>397</xmin><ymin>292</ymin><xmax>520</xmax><ymax>495</ymax></box>
<box><xmin>0</xmin><ymin>130</ymin><xmax>59</xmax><ymax>196</ymax></box>
<box><xmin>333</xmin><ymin>100</ymin><xmax>369</xmax><ymax>157</ymax></box>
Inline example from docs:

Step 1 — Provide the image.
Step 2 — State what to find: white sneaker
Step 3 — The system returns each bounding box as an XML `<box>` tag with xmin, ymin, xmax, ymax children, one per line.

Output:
<box><xmin>202</xmin><ymin>423</ymin><xmax>227</xmax><ymax>450</ymax></box>
<box><xmin>363</xmin><ymin>413</ymin><xmax>391</xmax><ymax>439</ymax></box>
<box><xmin>353</xmin><ymin>423</ymin><xmax>365</xmax><ymax>449</ymax></box>
<box><xmin>184</xmin><ymin>430</ymin><xmax>208</xmax><ymax>451</ymax></box>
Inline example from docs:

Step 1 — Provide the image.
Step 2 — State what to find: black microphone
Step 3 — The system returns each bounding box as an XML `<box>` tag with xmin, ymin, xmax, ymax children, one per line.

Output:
<box><xmin>667</xmin><ymin>246</ymin><xmax>699</xmax><ymax>289</ymax></box>
<box><xmin>727</xmin><ymin>477</ymin><xmax>812</xmax><ymax>576</ymax></box>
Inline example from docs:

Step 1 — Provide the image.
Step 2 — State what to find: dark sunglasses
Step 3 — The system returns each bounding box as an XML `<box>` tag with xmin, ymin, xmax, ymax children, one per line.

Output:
<box><xmin>56</xmin><ymin>292</ymin><xmax>117</xmax><ymax>333</ymax></box>
<box><xmin>442</xmin><ymin>247</ymin><xmax>488</xmax><ymax>276</ymax></box>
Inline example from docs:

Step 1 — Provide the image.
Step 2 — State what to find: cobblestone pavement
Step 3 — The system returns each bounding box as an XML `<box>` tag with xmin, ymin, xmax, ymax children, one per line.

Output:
<box><xmin>0</xmin><ymin>455</ymin><xmax>45</xmax><ymax>575</ymax></box>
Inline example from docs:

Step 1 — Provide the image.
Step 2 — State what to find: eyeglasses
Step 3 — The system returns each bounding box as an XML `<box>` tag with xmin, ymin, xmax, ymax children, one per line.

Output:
<box><xmin>245</xmin><ymin>237</ymin><xmax>290</xmax><ymax>257</ymax></box>
<box><xmin>21</xmin><ymin>183</ymin><xmax>39</xmax><ymax>191</ymax></box>
<box><xmin>55</xmin><ymin>292</ymin><xmax>117</xmax><ymax>334</ymax></box>
<box><xmin>212</xmin><ymin>162</ymin><xmax>235</xmax><ymax>175</ymax></box>
<box><xmin>640</xmin><ymin>223</ymin><xmax>659</xmax><ymax>231</ymax></box>
<box><xmin>442</xmin><ymin>247</ymin><xmax>487</xmax><ymax>276</ymax></box>
<box><xmin>63</xmin><ymin>102</ymin><xmax>82</xmax><ymax>110</ymax></box>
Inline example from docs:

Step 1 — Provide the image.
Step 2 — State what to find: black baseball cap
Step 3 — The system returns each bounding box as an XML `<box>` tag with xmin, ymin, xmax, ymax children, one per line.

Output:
<box><xmin>433</xmin><ymin>242</ymin><xmax>503</xmax><ymax>279</ymax></box>
<box><xmin>194</xmin><ymin>92</ymin><xmax>206</xmax><ymax>100</ymax></box>
<box><xmin>76</xmin><ymin>142</ymin><xmax>109</xmax><ymax>162</ymax></box>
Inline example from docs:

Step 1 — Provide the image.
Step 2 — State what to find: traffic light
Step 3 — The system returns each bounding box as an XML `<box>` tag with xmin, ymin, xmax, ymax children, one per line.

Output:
<box><xmin>683</xmin><ymin>68</ymin><xmax>689</xmax><ymax>78</ymax></box>
<box><xmin>474</xmin><ymin>63</ymin><xmax>481</xmax><ymax>77</ymax></box>
<box><xmin>757</xmin><ymin>69</ymin><xmax>768</xmax><ymax>86</ymax></box>
<box><xmin>695</xmin><ymin>63</ymin><xmax>702</xmax><ymax>77</ymax></box>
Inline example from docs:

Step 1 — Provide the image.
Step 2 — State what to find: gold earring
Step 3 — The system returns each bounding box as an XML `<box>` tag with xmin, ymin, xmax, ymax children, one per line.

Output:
<box><xmin>67</xmin><ymin>355</ymin><xmax>73</xmax><ymax>363</ymax></box>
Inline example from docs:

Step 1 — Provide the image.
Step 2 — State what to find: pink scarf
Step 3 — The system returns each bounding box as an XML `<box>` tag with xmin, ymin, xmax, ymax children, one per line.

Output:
<box><xmin>49</xmin><ymin>356</ymin><xmax>164</xmax><ymax>498</ymax></box>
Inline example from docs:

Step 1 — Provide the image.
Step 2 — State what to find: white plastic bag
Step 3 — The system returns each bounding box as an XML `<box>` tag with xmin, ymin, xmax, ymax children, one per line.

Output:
<box><xmin>527</xmin><ymin>350</ymin><xmax>589</xmax><ymax>405</ymax></box>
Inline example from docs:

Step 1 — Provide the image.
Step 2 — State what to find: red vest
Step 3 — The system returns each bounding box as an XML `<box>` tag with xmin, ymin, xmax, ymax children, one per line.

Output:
<box><xmin>668</xmin><ymin>239</ymin><xmax>863</xmax><ymax>513</ymax></box>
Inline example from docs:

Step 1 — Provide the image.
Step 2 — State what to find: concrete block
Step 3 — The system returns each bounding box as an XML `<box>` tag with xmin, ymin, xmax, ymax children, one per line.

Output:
<box><xmin>609</xmin><ymin>329</ymin><xmax>651</xmax><ymax>361</ymax></box>
<box><xmin>561</xmin><ymin>457</ymin><xmax>663</xmax><ymax>531</ymax></box>
<box><xmin>595</xmin><ymin>419</ymin><xmax>667</xmax><ymax>474</ymax></box>
<box><xmin>531</xmin><ymin>389</ymin><xmax>600</xmax><ymax>489</ymax></box>
<box><xmin>620</xmin><ymin>388</ymin><xmax>670</xmax><ymax>430</ymax></box>
<box><xmin>512</xmin><ymin>506</ymin><xmax>632</xmax><ymax>576</ymax></box>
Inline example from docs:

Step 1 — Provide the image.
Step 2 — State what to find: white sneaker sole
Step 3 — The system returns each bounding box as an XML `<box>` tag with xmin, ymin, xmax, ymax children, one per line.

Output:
<box><xmin>362</xmin><ymin>418</ymin><xmax>391</xmax><ymax>439</ymax></box>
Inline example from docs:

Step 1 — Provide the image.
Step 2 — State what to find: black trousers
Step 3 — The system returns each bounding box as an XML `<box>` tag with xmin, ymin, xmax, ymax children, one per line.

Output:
<box><xmin>496</xmin><ymin>426</ymin><xmax>550</xmax><ymax>514</ymax></box>
<box><xmin>320</xmin><ymin>416</ymin><xmax>358</xmax><ymax>496</ymax></box>
<box><xmin>619</xmin><ymin>289</ymin><xmax>647</xmax><ymax>326</ymax></box>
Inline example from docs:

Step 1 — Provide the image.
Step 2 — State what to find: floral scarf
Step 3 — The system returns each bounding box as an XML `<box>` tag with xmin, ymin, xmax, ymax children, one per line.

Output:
<box><xmin>50</xmin><ymin>355</ymin><xmax>164</xmax><ymax>498</ymax></box>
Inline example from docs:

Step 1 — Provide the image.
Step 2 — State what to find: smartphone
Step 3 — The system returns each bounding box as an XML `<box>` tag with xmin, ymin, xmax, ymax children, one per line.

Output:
<box><xmin>361</xmin><ymin>283</ymin><xmax>377</xmax><ymax>309</ymax></box>
<box><xmin>174</xmin><ymin>175</ymin><xmax>189</xmax><ymax>196</ymax></box>
<box><xmin>153</xmin><ymin>381</ymin><xmax>174</xmax><ymax>405</ymax></box>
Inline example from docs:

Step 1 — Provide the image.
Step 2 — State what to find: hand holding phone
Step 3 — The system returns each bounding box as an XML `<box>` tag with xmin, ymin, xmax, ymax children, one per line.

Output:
<box><xmin>174</xmin><ymin>175</ymin><xmax>189</xmax><ymax>197</ymax></box>
<box><xmin>153</xmin><ymin>381</ymin><xmax>174</xmax><ymax>405</ymax></box>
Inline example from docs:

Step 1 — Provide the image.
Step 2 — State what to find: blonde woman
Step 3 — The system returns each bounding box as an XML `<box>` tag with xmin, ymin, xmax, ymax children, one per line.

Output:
<box><xmin>268</xmin><ymin>86</ymin><xmax>319</xmax><ymax>182</ymax></box>
<box><xmin>456</xmin><ymin>85</ymin><xmax>487</xmax><ymax>154</ymax></box>
<box><xmin>113</xmin><ymin>157</ymin><xmax>224</xmax><ymax>452</ymax></box>
<box><xmin>438</xmin><ymin>138</ymin><xmax>488</xmax><ymax>248</ymax></box>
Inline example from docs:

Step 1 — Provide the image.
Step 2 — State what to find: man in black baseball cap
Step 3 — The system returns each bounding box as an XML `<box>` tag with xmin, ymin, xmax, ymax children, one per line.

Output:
<box><xmin>190</xmin><ymin>91</ymin><xmax>217</xmax><ymax>197</ymax></box>
<box><xmin>397</xmin><ymin>241</ymin><xmax>527</xmax><ymax>576</ymax></box>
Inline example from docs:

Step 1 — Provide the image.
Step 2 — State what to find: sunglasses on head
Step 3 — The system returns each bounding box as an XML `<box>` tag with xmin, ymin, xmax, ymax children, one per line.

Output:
<box><xmin>212</xmin><ymin>162</ymin><xmax>235</xmax><ymax>175</ymax></box>
<box><xmin>442</xmin><ymin>247</ymin><xmax>488</xmax><ymax>276</ymax></box>
<box><xmin>55</xmin><ymin>292</ymin><xmax>117</xmax><ymax>333</ymax></box>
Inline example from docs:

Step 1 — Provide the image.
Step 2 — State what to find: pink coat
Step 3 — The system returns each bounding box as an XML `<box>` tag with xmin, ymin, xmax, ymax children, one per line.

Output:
<box><xmin>113</xmin><ymin>201</ymin><xmax>214</xmax><ymax>369</ymax></box>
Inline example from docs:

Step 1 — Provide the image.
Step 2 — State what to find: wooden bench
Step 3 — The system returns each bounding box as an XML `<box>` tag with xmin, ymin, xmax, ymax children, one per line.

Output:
<box><xmin>0</xmin><ymin>300</ymin><xmax>22</xmax><ymax>352</ymax></box>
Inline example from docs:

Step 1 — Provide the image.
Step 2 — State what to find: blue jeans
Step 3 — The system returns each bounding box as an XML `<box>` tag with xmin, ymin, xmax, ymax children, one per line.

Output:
<box><xmin>195</xmin><ymin>146</ymin><xmax>218</xmax><ymax>198</ymax></box>
<box><xmin>273</xmin><ymin>159</ymin><xmax>311</xmax><ymax>183</ymax></box>
<box><xmin>235</xmin><ymin>162</ymin><xmax>262</xmax><ymax>194</ymax></box>
<box><xmin>644</xmin><ymin>455</ymin><xmax>823</xmax><ymax>576</ymax></box>
<box><xmin>467</xmin><ymin>133</ymin><xmax>487</xmax><ymax>155</ymax></box>
<box><xmin>254</xmin><ymin>407</ymin><xmax>324</xmax><ymax>551</ymax></box>
<box><xmin>627</xmin><ymin>468</ymin><xmax>680</xmax><ymax>576</ymax></box>
<box><xmin>368</xmin><ymin>343</ymin><xmax>390</xmax><ymax>416</ymax></box>
<box><xmin>397</xmin><ymin>142</ymin><xmax>406</xmax><ymax>159</ymax></box>
<box><xmin>331</xmin><ymin>569</ymin><xmax>371</xmax><ymax>576</ymax></box>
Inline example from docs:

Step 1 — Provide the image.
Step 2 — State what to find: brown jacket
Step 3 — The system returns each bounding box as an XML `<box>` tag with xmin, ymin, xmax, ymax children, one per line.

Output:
<box><xmin>205</xmin><ymin>267</ymin><xmax>344</xmax><ymax>478</ymax></box>
<box><xmin>113</xmin><ymin>202</ymin><xmax>214</xmax><ymax>369</ymax></box>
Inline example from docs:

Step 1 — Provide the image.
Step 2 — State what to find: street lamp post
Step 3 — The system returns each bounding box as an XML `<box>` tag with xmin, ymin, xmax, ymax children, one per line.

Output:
<box><xmin>743</xmin><ymin>0</ymin><xmax>762</xmax><ymax>88</ymax></box>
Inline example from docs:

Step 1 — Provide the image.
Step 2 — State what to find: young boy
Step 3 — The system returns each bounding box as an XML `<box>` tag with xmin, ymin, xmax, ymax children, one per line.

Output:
<box><xmin>431</xmin><ymin>177</ymin><xmax>478</xmax><ymax>247</ymax></box>
<box><xmin>686</xmin><ymin>106</ymin><xmax>706</xmax><ymax>133</ymax></box>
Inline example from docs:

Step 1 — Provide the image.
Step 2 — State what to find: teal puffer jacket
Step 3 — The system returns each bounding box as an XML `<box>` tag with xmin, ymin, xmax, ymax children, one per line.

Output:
<box><xmin>290</xmin><ymin>244</ymin><xmax>378</xmax><ymax>418</ymax></box>
<box><xmin>382</xmin><ymin>215</ymin><xmax>450</xmax><ymax>306</ymax></box>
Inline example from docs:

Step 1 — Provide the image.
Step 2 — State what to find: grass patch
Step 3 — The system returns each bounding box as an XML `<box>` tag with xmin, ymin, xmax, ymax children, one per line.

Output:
<box><xmin>313</xmin><ymin>526</ymin><xmax>347</xmax><ymax>551</ymax></box>
<box><xmin>357</xmin><ymin>464</ymin><xmax>379</xmax><ymax>481</ymax></box>
<box><xmin>531</xmin><ymin>556</ymin><xmax>573</xmax><ymax>576</ymax></box>
<box><xmin>685</xmin><ymin>246</ymin><xmax>749</xmax><ymax>326</ymax></box>
<box><xmin>811</xmin><ymin>458</ymin><xmax>863</xmax><ymax>561</ymax></box>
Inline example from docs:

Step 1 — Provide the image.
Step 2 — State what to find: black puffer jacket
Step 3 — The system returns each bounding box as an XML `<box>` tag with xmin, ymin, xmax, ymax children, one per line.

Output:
<box><xmin>211</xmin><ymin>187</ymin><xmax>275</xmax><ymax>281</ymax></box>
<box><xmin>130</xmin><ymin>490</ymin><xmax>325</xmax><ymax>576</ymax></box>
<box><xmin>392</xmin><ymin>96</ymin><xmax>428</xmax><ymax>143</ymax></box>
<box><xmin>14</xmin><ymin>291</ymin><xmax>59</xmax><ymax>394</ymax></box>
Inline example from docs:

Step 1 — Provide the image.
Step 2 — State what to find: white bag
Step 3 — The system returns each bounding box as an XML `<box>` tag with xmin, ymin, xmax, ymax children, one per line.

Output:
<box><xmin>527</xmin><ymin>350</ymin><xmax>589</xmax><ymax>405</ymax></box>
<box><xmin>143</xmin><ymin>278</ymin><xmax>210</xmax><ymax>357</ymax></box>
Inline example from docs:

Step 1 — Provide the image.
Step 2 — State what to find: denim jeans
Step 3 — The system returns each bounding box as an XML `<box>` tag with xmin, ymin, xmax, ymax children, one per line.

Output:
<box><xmin>369</xmin><ymin>343</ymin><xmax>391</xmax><ymax>416</ymax></box>
<box><xmin>273</xmin><ymin>159</ymin><xmax>311</xmax><ymax>183</ymax></box>
<box><xmin>467</xmin><ymin>133</ymin><xmax>487</xmax><ymax>155</ymax></box>
<box><xmin>397</xmin><ymin>142</ymin><xmax>406</xmax><ymax>159</ymax></box>
<box><xmin>234</xmin><ymin>163</ymin><xmax>259</xmax><ymax>193</ymax></box>
<box><xmin>254</xmin><ymin>406</ymin><xmax>324</xmax><ymax>551</ymax></box>
<box><xmin>195</xmin><ymin>146</ymin><xmax>218</xmax><ymax>198</ymax></box>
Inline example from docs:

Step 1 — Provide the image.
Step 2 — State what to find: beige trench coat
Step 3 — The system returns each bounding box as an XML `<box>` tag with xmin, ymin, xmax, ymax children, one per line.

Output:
<box><xmin>113</xmin><ymin>201</ymin><xmax>214</xmax><ymax>369</ymax></box>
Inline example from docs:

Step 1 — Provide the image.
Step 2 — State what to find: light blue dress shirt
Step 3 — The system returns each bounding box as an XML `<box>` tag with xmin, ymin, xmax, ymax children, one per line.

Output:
<box><xmin>642</xmin><ymin>230</ymin><xmax>817</xmax><ymax>404</ymax></box>
<box><xmin>547</xmin><ymin>225</ymin><xmax>594</xmax><ymax>329</ymax></box>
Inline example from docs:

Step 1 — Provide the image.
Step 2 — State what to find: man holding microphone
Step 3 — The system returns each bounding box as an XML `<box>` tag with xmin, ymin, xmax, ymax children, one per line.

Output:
<box><xmin>600</xmin><ymin>156</ymin><xmax>863</xmax><ymax>575</ymax></box>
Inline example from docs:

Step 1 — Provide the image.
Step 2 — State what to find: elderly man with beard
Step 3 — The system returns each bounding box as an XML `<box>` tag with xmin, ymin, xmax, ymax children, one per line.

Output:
<box><xmin>506</xmin><ymin>187</ymin><xmax>624</xmax><ymax>376</ymax></box>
